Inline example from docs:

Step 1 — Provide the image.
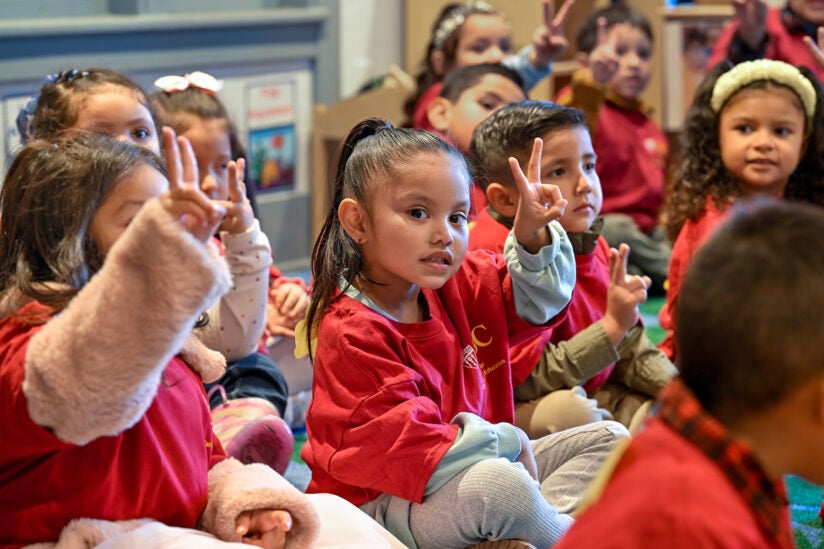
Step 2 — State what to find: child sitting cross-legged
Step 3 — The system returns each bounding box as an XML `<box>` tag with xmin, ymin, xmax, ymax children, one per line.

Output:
<box><xmin>469</xmin><ymin>101</ymin><xmax>678</xmax><ymax>436</ymax></box>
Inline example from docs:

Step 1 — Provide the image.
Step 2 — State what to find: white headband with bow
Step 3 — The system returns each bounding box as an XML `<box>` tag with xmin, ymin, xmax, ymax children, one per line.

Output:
<box><xmin>154</xmin><ymin>71</ymin><xmax>224</xmax><ymax>94</ymax></box>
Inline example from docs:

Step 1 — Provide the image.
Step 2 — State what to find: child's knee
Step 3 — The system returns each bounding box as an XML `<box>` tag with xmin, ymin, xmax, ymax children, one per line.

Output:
<box><xmin>517</xmin><ymin>387</ymin><xmax>613</xmax><ymax>438</ymax></box>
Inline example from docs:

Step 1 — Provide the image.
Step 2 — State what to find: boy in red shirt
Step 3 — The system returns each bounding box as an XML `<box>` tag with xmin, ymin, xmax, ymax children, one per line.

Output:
<box><xmin>469</xmin><ymin>101</ymin><xmax>676</xmax><ymax>436</ymax></box>
<box><xmin>555</xmin><ymin>5</ymin><xmax>670</xmax><ymax>295</ymax></box>
<box><xmin>555</xmin><ymin>200</ymin><xmax>822</xmax><ymax>548</ymax></box>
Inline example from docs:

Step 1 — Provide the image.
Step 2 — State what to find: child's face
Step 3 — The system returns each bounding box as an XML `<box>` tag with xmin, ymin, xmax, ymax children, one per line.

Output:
<box><xmin>789</xmin><ymin>0</ymin><xmax>824</xmax><ymax>25</ymax></box>
<box><xmin>441</xmin><ymin>74</ymin><xmax>526</xmax><ymax>153</ymax></box>
<box><xmin>89</xmin><ymin>164</ymin><xmax>168</xmax><ymax>255</ymax></box>
<box><xmin>451</xmin><ymin>14</ymin><xmax>513</xmax><ymax>71</ymax></box>
<box><xmin>604</xmin><ymin>23</ymin><xmax>652</xmax><ymax>101</ymax></box>
<box><xmin>360</xmin><ymin>152</ymin><xmax>470</xmax><ymax>299</ymax></box>
<box><xmin>539</xmin><ymin>126</ymin><xmax>602</xmax><ymax>234</ymax></box>
<box><xmin>72</xmin><ymin>88</ymin><xmax>160</xmax><ymax>155</ymax></box>
<box><xmin>719</xmin><ymin>86</ymin><xmax>806</xmax><ymax>198</ymax></box>
<box><xmin>180</xmin><ymin>117</ymin><xmax>232</xmax><ymax>201</ymax></box>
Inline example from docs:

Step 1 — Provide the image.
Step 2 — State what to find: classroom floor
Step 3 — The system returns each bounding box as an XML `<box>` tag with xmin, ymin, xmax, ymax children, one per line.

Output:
<box><xmin>286</xmin><ymin>296</ymin><xmax>824</xmax><ymax>547</ymax></box>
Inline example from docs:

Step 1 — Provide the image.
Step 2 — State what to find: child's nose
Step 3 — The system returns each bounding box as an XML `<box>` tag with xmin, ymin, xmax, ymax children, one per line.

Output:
<box><xmin>483</xmin><ymin>48</ymin><xmax>506</xmax><ymax>63</ymax></box>
<box><xmin>431</xmin><ymin>219</ymin><xmax>454</xmax><ymax>245</ymax></box>
<box><xmin>577</xmin><ymin>174</ymin><xmax>592</xmax><ymax>195</ymax></box>
<box><xmin>200</xmin><ymin>173</ymin><xmax>217</xmax><ymax>195</ymax></box>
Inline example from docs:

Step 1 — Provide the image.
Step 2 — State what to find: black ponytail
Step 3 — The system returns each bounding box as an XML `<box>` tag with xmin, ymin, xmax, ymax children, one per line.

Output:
<box><xmin>305</xmin><ymin>117</ymin><xmax>469</xmax><ymax>359</ymax></box>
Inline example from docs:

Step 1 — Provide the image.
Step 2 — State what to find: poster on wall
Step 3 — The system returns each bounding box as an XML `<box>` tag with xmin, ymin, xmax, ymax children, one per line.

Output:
<box><xmin>245</xmin><ymin>80</ymin><xmax>298</xmax><ymax>194</ymax></box>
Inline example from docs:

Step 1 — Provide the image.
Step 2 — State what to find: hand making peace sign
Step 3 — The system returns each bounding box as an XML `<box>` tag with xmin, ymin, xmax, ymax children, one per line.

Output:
<box><xmin>509</xmin><ymin>137</ymin><xmax>568</xmax><ymax>254</ymax></box>
<box><xmin>530</xmin><ymin>0</ymin><xmax>576</xmax><ymax>68</ymax></box>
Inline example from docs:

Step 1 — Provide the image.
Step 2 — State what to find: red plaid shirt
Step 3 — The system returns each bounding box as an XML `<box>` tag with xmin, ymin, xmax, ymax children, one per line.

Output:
<box><xmin>657</xmin><ymin>378</ymin><xmax>794</xmax><ymax>548</ymax></box>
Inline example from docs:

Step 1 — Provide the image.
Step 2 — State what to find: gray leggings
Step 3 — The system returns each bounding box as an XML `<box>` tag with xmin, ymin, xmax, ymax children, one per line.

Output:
<box><xmin>366</xmin><ymin>420</ymin><xmax>628</xmax><ymax>549</ymax></box>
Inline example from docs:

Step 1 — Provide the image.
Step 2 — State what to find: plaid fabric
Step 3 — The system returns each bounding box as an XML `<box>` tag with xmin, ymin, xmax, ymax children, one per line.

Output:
<box><xmin>657</xmin><ymin>379</ymin><xmax>794</xmax><ymax>548</ymax></box>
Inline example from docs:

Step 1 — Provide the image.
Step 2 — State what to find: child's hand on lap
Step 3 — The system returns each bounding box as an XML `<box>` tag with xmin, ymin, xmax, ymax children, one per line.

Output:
<box><xmin>602</xmin><ymin>243</ymin><xmax>650</xmax><ymax>345</ymax></box>
<box><xmin>267</xmin><ymin>283</ymin><xmax>310</xmax><ymax>337</ymax></box>
<box><xmin>509</xmin><ymin>137</ymin><xmax>568</xmax><ymax>254</ymax></box>
<box><xmin>160</xmin><ymin>127</ymin><xmax>226</xmax><ymax>242</ymax></box>
<box><xmin>236</xmin><ymin>509</ymin><xmax>293</xmax><ymax>549</ymax></box>
<box><xmin>217</xmin><ymin>158</ymin><xmax>256</xmax><ymax>235</ymax></box>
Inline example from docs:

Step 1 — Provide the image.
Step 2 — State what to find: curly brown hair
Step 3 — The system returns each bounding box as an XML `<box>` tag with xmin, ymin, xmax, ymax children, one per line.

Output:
<box><xmin>663</xmin><ymin>61</ymin><xmax>824</xmax><ymax>241</ymax></box>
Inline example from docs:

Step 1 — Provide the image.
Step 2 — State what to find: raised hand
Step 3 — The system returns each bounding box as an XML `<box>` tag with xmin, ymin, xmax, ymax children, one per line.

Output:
<box><xmin>731</xmin><ymin>0</ymin><xmax>768</xmax><ymax>51</ymax></box>
<box><xmin>235</xmin><ymin>509</ymin><xmax>293</xmax><ymax>549</ymax></box>
<box><xmin>509</xmin><ymin>137</ymin><xmax>568</xmax><ymax>254</ymax></box>
<box><xmin>216</xmin><ymin>157</ymin><xmax>256</xmax><ymax>235</ymax></box>
<box><xmin>530</xmin><ymin>0</ymin><xmax>575</xmax><ymax>68</ymax></box>
<box><xmin>160</xmin><ymin>126</ymin><xmax>225</xmax><ymax>243</ymax></box>
<box><xmin>601</xmin><ymin>244</ymin><xmax>651</xmax><ymax>346</ymax></box>
<box><xmin>803</xmin><ymin>26</ymin><xmax>824</xmax><ymax>69</ymax></box>
<box><xmin>587</xmin><ymin>17</ymin><xmax>619</xmax><ymax>86</ymax></box>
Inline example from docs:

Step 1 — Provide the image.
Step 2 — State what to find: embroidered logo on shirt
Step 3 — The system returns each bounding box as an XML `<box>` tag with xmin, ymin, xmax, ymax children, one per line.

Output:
<box><xmin>471</xmin><ymin>324</ymin><xmax>492</xmax><ymax>347</ymax></box>
<box><xmin>462</xmin><ymin>345</ymin><xmax>479</xmax><ymax>369</ymax></box>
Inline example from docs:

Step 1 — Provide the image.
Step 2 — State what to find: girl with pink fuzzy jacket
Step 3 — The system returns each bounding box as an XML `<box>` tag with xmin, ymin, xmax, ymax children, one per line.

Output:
<box><xmin>0</xmin><ymin>129</ymin><xmax>318</xmax><ymax>549</ymax></box>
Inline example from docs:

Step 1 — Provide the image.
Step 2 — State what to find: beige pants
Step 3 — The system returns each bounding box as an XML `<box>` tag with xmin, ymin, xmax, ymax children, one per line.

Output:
<box><xmin>514</xmin><ymin>383</ymin><xmax>652</xmax><ymax>438</ymax></box>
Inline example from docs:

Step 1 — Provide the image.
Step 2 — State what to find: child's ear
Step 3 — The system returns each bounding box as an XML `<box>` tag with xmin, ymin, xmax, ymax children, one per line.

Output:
<box><xmin>486</xmin><ymin>182</ymin><xmax>518</xmax><ymax>218</ymax></box>
<box><xmin>427</xmin><ymin>97</ymin><xmax>453</xmax><ymax>133</ymax></box>
<box><xmin>338</xmin><ymin>198</ymin><xmax>369</xmax><ymax>244</ymax></box>
<box><xmin>575</xmin><ymin>51</ymin><xmax>590</xmax><ymax>69</ymax></box>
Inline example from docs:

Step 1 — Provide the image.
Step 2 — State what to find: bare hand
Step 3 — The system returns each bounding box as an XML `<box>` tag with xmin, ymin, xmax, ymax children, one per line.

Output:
<box><xmin>216</xmin><ymin>158</ymin><xmax>256</xmax><ymax>235</ymax></box>
<box><xmin>803</xmin><ymin>27</ymin><xmax>824</xmax><ymax>69</ymax></box>
<box><xmin>267</xmin><ymin>282</ymin><xmax>310</xmax><ymax>336</ymax></box>
<box><xmin>236</xmin><ymin>509</ymin><xmax>292</xmax><ymax>549</ymax></box>
<box><xmin>602</xmin><ymin>244</ymin><xmax>650</xmax><ymax>345</ymax></box>
<box><xmin>513</xmin><ymin>426</ymin><xmax>539</xmax><ymax>481</ymax></box>
<box><xmin>586</xmin><ymin>17</ymin><xmax>619</xmax><ymax>86</ymax></box>
<box><xmin>160</xmin><ymin>127</ymin><xmax>226</xmax><ymax>242</ymax></box>
<box><xmin>530</xmin><ymin>0</ymin><xmax>575</xmax><ymax>68</ymax></box>
<box><xmin>731</xmin><ymin>0</ymin><xmax>768</xmax><ymax>50</ymax></box>
<box><xmin>509</xmin><ymin>138</ymin><xmax>568</xmax><ymax>254</ymax></box>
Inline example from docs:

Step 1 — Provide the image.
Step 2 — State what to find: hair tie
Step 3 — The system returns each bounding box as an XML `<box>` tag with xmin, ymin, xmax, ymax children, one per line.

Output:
<box><xmin>154</xmin><ymin>71</ymin><xmax>224</xmax><ymax>94</ymax></box>
<box><xmin>431</xmin><ymin>1</ymin><xmax>497</xmax><ymax>51</ymax></box>
<box><xmin>710</xmin><ymin>59</ymin><xmax>816</xmax><ymax>120</ymax></box>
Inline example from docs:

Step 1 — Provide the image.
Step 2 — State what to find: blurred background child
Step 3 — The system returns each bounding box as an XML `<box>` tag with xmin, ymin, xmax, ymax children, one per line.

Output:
<box><xmin>659</xmin><ymin>59</ymin><xmax>824</xmax><ymax>361</ymax></box>
<box><xmin>425</xmin><ymin>63</ymin><xmax>527</xmax><ymax>214</ymax></box>
<box><xmin>405</xmin><ymin>0</ymin><xmax>574</xmax><ymax>131</ymax></box>
<box><xmin>708</xmin><ymin>0</ymin><xmax>824</xmax><ymax>81</ymax></box>
<box><xmin>556</xmin><ymin>5</ymin><xmax>670</xmax><ymax>295</ymax></box>
<box><xmin>470</xmin><ymin>101</ymin><xmax>676</xmax><ymax>436</ymax></box>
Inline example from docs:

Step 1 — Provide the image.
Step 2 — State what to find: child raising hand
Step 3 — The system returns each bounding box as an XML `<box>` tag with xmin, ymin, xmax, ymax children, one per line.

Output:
<box><xmin>0</xmin><ymin>128</ymin><xmax>319</xmax><ymax>548</ymax></box>
<box><xmin>301</xmin><ymin>118</ymin><xmax>627</xmax><ymax>548</ymax></box>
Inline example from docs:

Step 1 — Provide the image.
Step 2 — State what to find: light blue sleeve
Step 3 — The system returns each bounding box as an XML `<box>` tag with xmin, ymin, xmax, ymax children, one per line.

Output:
<box><xmin>503</xmin><ymin>45</ymin><xmax>552</xmax><ymax>90</ymax></box>
<box><xmin>504</xmin><ymin>220</ymin><xmax>575</xmax><ymax>325</ymax></box>
<box><xmin>424</xmin><ymin>412</ymin><xmax>522</xmax><ymax>496</ymax></box>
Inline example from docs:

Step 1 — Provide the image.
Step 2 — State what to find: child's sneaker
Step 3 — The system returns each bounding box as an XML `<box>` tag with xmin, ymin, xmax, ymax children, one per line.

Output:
<box><xmin>208</xmin><ymin>386</ymin><xmax>295</xmax><ymax>475</ymax></box>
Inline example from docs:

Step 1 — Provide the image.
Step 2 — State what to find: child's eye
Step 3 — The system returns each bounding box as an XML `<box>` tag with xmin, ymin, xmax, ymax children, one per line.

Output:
<box><xmin>409</xmin><ymin>208</ymin><xmax>428</xmax><ymax>219</ymax></box>
<box><xmin>449</xmin><ymin>212</ymin><xmax>468</xmax><ymax>225</ymax></box>
<box><xmin>547</xmin><ymin>168</ymin><xmax>565</xmax><ymax>178</ymax></box>
<box><xmin>774</xmin><ymin>127</ymin><xmax>793</xmax><ymax>137</ymax></box>
<box><xmin>735</xmin><ymin>124</ymin><xmax>753</xmax><ymax>134</ymax></box>
<box><xmin>499</xmin><ymin>40</ymin><xmax>513</xmax><ymax>54</ymax></box>
<box><xmin>478</xmin><ymin>100</ymin><xmax>497</xmax><ymax>111</ymax></box>
<box><xmin>133</xmin><ymin>128</ymin><xmax>151</xmax><ymax>140</ymax></box>
<box><xmin>584</xmin><ymin>161</ymin><xmax>597</xmax><ymax>172</ymax></box>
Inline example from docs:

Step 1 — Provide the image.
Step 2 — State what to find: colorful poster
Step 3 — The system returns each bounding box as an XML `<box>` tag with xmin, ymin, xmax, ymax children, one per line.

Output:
<box><xmin>248</xmin><ymin>124</ymin><xmax>296</xmax><ymax>192</ymax></box>
<box><xmin>246</xmin><ymin>80</ymin><xmax>297</xmax><ymax>194</ymax></box>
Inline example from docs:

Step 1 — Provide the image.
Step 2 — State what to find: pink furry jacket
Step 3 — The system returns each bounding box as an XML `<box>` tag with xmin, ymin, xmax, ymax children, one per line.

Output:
<box><xmin>0</xmin><ymin>199</ymin><xmax>319</xmax><ymax>549</ymax></box>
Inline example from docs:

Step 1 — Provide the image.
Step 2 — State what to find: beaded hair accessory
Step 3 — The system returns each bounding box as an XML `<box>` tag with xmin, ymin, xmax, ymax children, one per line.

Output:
<box><xmin>710</xmin><ymin>59</ymin><xmax>816</xmax><ymax>120</ymax></box>
<box><xmin>154</xmin><ymin>71</ymin><xmax>223</xmax><ymax>94</ymax></box>
<box><xmin>431</xmin><ymin>1</ymin><xmax>497</xmax><ymax>51</ymax></box>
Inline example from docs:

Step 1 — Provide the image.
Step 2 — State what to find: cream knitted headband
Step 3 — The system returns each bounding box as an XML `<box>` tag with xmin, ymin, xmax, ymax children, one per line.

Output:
<box><xmin>710</xmin><ymin>59</ymin><xmax>816</xmax><ymax>120</ymax></box>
